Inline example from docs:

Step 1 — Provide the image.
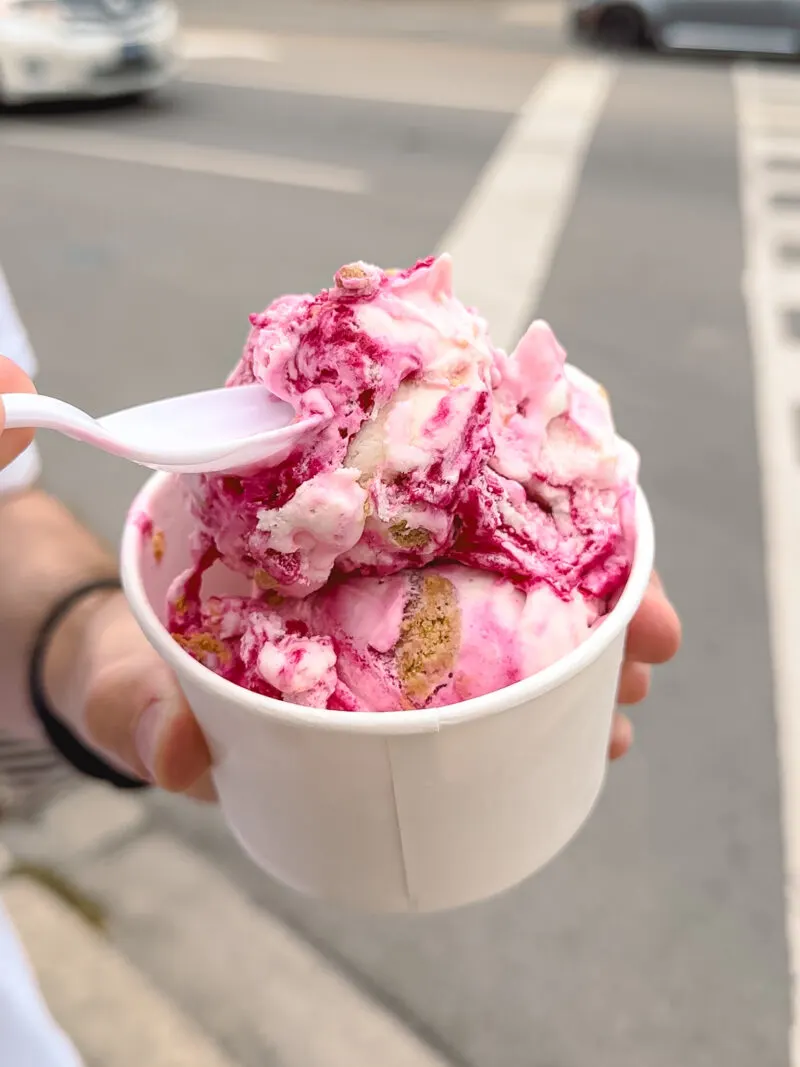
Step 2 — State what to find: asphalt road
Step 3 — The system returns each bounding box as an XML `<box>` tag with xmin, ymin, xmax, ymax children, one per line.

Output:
<box><xmin>0</xmin><ymin>3</ymin><xmax>791</xmax><ymax>1066</ymax></box>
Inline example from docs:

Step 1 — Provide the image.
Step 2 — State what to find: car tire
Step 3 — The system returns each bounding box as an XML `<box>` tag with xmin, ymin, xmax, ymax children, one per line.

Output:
<box><xmin>116</xmin><ymin>88</ymin><xmax>157</xmax><ymax>107</ymax></box>
<box><xmin>596</xmin><ymin>5</ymin><xmax>646</xmax><ymax>49</ymax></box>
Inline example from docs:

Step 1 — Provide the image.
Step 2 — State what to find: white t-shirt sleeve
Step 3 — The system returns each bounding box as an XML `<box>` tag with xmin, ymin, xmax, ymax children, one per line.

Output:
<box><xmin>0</xmin><ymin>265</ymin><xmax>41</xmax><ymax>493</ymax></box>
<box><xmin>0</xmin><ymin>905</ymin><xmax>83</xmax><ymax>1067</ymax></box>
<box><xmin>0</xmin><ymin>274</ymin><xmax>81</xmax><ymax>1064</ymax></box>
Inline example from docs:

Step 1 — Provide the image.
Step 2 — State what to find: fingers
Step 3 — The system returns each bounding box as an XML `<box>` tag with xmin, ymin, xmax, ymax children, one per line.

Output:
<box><xmin>625</xmin><ymin>572</ymin><xmax>682</xmax><ymax>666</ymax></box>
<box><xmin>610</xmin><ymin>570</ymin><xmax>681</xmax><ymax>761</ymax></box>
<box><xmin>609</xmin><ymin>712</ymin><xmax>633</xmax><ymax>761</ymax></box>
<box><xmin>617</xmin><ymin>661</ymin><xmax>651</xmax><ymax>705</ymax></box>
<box><xmin>135</xmin><ymin>689</ymin><xmax>214</xmax><ymax>794</ymax></box>
<box><xmin>183</xmin><ymin>769</ymin><xmax>218</xmax><ymax>804</ymax></box>
<box><xmin>0</xmin><ymin>356</ymin><xmax>35</xmax><ymax>471</ymax></box>
<box><xmin>82</xmin><ymin>659</ymin><xmax>156</xmax><ymax>781</ymax></box>
<box><xmin>84</xmin><ymin>661</ymin><xmax>213</xmax><ymax>794</ymax></box>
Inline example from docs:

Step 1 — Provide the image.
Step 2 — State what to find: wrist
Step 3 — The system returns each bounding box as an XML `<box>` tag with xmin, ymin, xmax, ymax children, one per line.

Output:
<box><xmin>31</xmin><ymin>580</ymin><xmax>149</xmax><ymax>789</ymax></box>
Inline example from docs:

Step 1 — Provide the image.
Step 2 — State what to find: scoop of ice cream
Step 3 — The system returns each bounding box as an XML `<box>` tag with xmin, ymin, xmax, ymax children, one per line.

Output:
<box><xmin>168</xmin><ymin>562</ymin><xmax>600</xmax><ymax>711</ymax></box>
<box><xmin>451</xmin><ymin>323</ymin><xmax>639</xmax><ymax>602</ymax></box>
<box><xmin>168</xmin><ymin>587</ymin><xmax>346</xmax><ymax>708</ymax></box>
<box><xmin>186</xmin><ymin>256</ymin><xmax>495</xmax><ymax>597</ymax></box>
<box><xmin>184</xmin><ymin>256</ymin><xmax>636</xmax><ymax>607</ymax></box>
<box><xmin>309</xmin><ymin>564</ymin><xmax>599</xmax><ymax>710</ymax></box>
<box><xmin>169</xmin><ymin>254</ymin><xmax>638</xmax><ymax>712</ymax></box>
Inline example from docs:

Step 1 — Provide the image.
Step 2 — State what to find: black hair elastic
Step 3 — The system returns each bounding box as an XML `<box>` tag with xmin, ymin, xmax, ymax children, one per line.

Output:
<box><xmin>28</xmin><ymin>578</ymin><xmax>149</xmax><ymax>790</ymax></box>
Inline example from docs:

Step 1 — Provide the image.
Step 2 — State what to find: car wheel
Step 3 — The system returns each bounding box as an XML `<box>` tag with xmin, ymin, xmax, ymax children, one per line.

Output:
<box><xmin>597</xmin><ymin>5</ymin><xmax>645</xmax><ymax>49</ymax></box>
<box><xmin>115</xmin><ymin>88</ymin><xmax>164</xmax><ymax>109</ymax></box>
<box><xmin>118</xmin><ymin>89</ymin><xmax>150</xmax><ymax>103</ymax></box>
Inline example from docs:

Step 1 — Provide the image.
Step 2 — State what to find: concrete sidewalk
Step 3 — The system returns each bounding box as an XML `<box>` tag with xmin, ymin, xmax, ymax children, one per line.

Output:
<box><xmin>0</xmin><ymin>784</ymin><xmax>451</xmax><ymax>1067</ymax></box>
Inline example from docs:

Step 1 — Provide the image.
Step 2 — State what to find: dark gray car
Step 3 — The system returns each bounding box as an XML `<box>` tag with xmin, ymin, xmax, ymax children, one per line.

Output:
<box><xmin>570</xmin><ymin>0</ymin><xmax>800</xmax><ymax>55</ymax></box>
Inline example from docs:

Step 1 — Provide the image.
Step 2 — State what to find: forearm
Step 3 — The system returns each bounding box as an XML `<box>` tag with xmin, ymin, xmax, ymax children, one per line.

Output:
<box><xmin>0</xmin><ymin>488</ymin><xmax>118</xmax><ymax>739</ymax></box>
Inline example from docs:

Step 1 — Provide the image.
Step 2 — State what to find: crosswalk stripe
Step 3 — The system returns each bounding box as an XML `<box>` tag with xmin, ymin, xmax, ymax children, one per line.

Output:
<box><xmin>0</xmin><ymin>127</ymin><xmax>369</xmax><ymax>195</ymax></box>
<box><xmin>437</xmin><ymin>57</ymin><xmax>616</xmax><ymax>352</ymax></box>
<box><xmin>734</xmin><ymin>61</ymin><xmax>800</xmax><ymax>1067</ymax></box>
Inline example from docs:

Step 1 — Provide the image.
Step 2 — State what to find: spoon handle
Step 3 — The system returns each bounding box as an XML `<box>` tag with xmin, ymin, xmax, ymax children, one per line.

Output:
<box><xmin>2</xmin><ymin>393</ymin><xmax>110</xmax><ymax>445</ymax></box>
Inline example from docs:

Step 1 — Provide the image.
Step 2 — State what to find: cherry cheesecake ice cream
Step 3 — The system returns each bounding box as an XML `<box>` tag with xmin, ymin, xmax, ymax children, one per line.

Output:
<box><xmin>165</xmin><ymin>255</ymin><xmax>638</xmax><ymax>712</ymax></box>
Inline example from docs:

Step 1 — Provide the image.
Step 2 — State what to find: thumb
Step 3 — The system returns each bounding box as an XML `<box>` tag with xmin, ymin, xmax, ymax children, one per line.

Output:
<box><xmin>136</xmin><ymin>681</ymin><xmax>216</xmax><ymax>799</ymax></box>
<box><xmin>0</xmin><ymin>355</ymin><xmax>35</xmax><ymax>470</ymax></box>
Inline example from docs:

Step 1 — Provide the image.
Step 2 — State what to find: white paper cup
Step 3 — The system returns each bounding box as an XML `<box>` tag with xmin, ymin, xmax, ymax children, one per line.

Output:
<box><xmin>121</xmin><ymin>474</ymin><xmax>655</xmax><ymax>913</ymax></box>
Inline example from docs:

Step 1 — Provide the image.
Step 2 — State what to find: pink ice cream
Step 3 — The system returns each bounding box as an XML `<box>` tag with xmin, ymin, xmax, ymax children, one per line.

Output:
<box><xmin>168</xmin><ymin>255</ymin><xmax>638</xmax><ymax>711</ymax></box>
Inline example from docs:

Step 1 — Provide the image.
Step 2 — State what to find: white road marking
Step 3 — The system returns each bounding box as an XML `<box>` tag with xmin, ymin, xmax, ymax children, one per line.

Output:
<box><xmin>180</xmin><ymin>27</ymin><xmax>282</xmax><ymax>62</ymax></box>
<box><xmin>735</xmin><ymin>63</ymin><xmax>800</xmax><ymax>1067</ymax></box>
<box><xmin>502</xmin><ymin>1</ymin><xmax>565</xmax><ymax>28</ymax></box>
<box><xmin>4</xmin><ymin>878</ymin><xmax>237</xmax><ymax>1067</ymax></box>
<box><xmin>746</xmin><ymin>139</ymin><xmax>800</xmax><ymax>166</ymax></box>
<box><xmin>738</xmin><ymin>102</ymin><xmax>800</xmax><ymax>135</ymax></box>
<box><xmin>437</xmin><ymin>57</ymin><xmax>616</xmax><ymax>352</ymax></box>
<box><xmin>0</xmin><ymin>127</ymin><xmax>368</xmax><ymax>195</ymax></box>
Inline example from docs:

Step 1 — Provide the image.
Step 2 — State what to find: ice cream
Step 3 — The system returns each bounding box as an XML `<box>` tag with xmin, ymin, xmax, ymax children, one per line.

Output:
<box><xmin>167</xmin><ymin>255</ymin><xmax>638</xmax><ymax>711</ymax></box>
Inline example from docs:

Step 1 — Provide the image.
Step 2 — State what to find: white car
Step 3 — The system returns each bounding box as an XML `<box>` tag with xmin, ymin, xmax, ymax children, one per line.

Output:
<box><xmin>0</xmin><ymin>0</ymin><xmax>180</xmax><ymax>105</ymax></box>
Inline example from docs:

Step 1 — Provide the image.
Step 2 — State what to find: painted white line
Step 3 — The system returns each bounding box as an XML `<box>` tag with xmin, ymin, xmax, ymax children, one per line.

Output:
<box><xmin>502</xmin><ymin>2</ymin><xmax>564</xmax><ymax>28</ymax></box>
<box><xmin>739</xmin><ymin>109</ymin><xmax>800</xmax><ymax>135</ymax></box>
<box><xmin>437</xmin><ymin>57</ymin><xmax>616</xmax><ymax>352</ymax></box>
<box><xmin>735</xmin><ymin>62</ymin><xmax>800</xmax><ymax>1067</ymax></box>
<box><xmin>746</xmin><ymin>70</ymin><xmax>800</xmax><ymax>92</ymax></box>
<box><xmin>747</xmin><ymin>136</ymin><xmax>800</xmax><ymax>161</ymax></box>
<box><xmin>748</xmin><ymin>272</ymin><xmax>800</xmax><ymax>309</ymax></box>
<box><xmin>739</xmin><ymin>170</ymin><xmax>800</xmax><ymax>210</ymax></box>
<box><xmin>763</xmin><ymin>219</ymin><xmax>800</xmax><ymax>240</ymax></box>
<box><xmin>0</xmin><ymin>127</ymin><xmax>368</xmax><ymax>195</ymax></box>
<box><xmin>180</xmin><ymin>27</ymin><xmax>281</xmax><ymax>62</ymax></box>
<box><xmin>74</xmin><ymin>834</ymin><xmax>450</xmax><ymax>1067</ymax></box>
<box><xmin>4</xmin><ymin>878</ymin><xmax>237</xmax><ymax>1067</ymax></box>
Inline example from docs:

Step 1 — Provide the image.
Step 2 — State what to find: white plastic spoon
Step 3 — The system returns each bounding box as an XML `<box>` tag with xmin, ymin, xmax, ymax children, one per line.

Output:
<box><xmin>0</xmin><ymin>384</ymin><xmax>321</xmax><ymax>475</ymax></box>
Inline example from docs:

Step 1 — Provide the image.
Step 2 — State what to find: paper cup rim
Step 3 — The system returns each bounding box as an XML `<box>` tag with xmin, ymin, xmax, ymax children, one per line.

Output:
<box><xmin>121</xmin><ymin>474</ymin><xmax>655</xmax><ymax>736</ymax></box>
